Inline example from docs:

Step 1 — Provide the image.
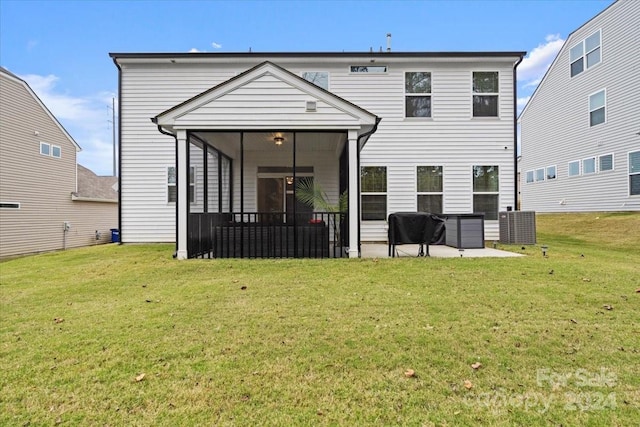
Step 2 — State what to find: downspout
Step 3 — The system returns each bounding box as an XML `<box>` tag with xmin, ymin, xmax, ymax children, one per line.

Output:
<box><xmin>151</xmin><ymin>118</ymin><xmax>178</xmax><ymax>257</ymax></box>
<box><xmin>111</xmin><ymin>57</ymin><xmax>123</xmax><ymax>245</ymax></box>
<box><xmin>513</xmin><ymin>54</ymin><xmax>524</xmax><ymax>211</ymax></box>
<box><xmin>355</xmin><ymin>117</ymin><xmax>382</xmax><ymax>257</ymax></box>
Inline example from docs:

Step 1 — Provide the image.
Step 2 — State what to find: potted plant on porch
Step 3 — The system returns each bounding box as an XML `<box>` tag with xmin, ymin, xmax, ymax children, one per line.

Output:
<box><xmin>295</xmin><ymin>178</ymin><xmax>348</xmax><ymax>257</ymax></box>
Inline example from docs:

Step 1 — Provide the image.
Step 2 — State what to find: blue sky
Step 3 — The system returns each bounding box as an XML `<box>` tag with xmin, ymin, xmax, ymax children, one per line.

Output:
<box><xmin>1</xmin><ymin>0</ymin><xmax>614</xmax><ymax>175</ymax></box>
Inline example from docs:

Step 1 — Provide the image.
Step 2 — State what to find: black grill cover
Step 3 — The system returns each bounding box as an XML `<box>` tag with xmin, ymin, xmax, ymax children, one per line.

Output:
<box><xmin>388</xmin><ymin>212</ymin><xmax>445</xmax><ymax>245</ymax></box>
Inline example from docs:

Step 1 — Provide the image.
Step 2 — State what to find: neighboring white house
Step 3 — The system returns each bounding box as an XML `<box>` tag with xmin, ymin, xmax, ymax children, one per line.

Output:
<box><xmin>519</xmin><ymin>0</ymin><xmax>640</xmax><ymax>212</ymax></box>
<box><xmin>110</xmin><ymin>51</ymin><xmax>524</xmax><ymax>259</ymax></box>
<box><xmin>0</xmin><ymin>67</ymin><xmax>118</xmax><ymax>259</ymax></box>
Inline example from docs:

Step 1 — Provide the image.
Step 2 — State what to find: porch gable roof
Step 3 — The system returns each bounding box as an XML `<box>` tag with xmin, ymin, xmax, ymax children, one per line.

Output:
<box><xmin>152</xmin><ymin>61</ymin><xmax>379</xmax><ymax>132</ymax></box>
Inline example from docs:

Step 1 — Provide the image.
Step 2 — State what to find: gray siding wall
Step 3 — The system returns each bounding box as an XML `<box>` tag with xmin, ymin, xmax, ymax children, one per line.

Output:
<box><xmin>520</xmin><ymin>0</ymin><xmax>640</xmax><ymax>212</ymax></box>
<box><xmin>119</xmin><ymin>58</ymin><xmax>517</xmax><ymax>243</ymax></box>
<box><xmin>0</xmin><ymin>72</ymin><xmax>118</xmax><ymax>258</ymax></box>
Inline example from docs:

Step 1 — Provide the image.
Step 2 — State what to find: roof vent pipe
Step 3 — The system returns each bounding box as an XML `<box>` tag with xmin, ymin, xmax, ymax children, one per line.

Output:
<box><xmin>386</xmin><ymin>33</ymin><xmax>391</xmax><ymax>52</ymax></box>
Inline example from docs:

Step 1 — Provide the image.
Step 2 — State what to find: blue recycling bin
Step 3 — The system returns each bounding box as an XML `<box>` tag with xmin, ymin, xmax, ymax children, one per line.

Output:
<box><xmin>110</xmin><ymin>228</ymin><xmax>120</xmax><ymax>243</ymax></box>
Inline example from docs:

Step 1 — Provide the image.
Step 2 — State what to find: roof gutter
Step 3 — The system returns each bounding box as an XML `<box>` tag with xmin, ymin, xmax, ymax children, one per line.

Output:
<box><xmin>111</xmin><ymin>56</ymin><xmax>123</xmax><ymax>244</ymax></box>
<box><xmin>513</xmin><ymin>54</ymin><xmax>525</xmax><ymax>211</ymax></box>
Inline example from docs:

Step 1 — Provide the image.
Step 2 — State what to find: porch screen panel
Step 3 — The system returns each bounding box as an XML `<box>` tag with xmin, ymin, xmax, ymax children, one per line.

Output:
<box><xmin>221</xmin><ymin>156</ymin><xmax>231</xmax><ymax>212</ymax></box>
<box><xmin>207</xmin><ymin>148</ymin><xmax>220</xmax><ymax>212</ymax></box>
<box><xmin>189</xmin><ymin>142</ymin><xmax>204</xmax><ymax>213</ymax></box>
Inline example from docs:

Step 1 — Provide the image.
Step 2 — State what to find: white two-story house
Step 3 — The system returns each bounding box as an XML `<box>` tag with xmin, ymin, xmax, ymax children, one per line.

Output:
<box><xmin>519</xmin><ymin>0</ymin><xmax>640</xmax><ymax>212</ymax></box>
<box><xmin>110</xmin><ymin>51</ymin><xmax>524</xmax><ymax>259</ymax></box>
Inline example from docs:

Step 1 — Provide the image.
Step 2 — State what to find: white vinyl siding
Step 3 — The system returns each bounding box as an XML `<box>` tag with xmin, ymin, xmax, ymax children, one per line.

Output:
<box><xmin>520</xmin><ymin>1</ymin><xmax>640</xmax><ymax>213</ymax></box>
<box><xmin>117</xmin><ymin>55</ymin><xmax>519</xmax><ymax>243</ymax></box>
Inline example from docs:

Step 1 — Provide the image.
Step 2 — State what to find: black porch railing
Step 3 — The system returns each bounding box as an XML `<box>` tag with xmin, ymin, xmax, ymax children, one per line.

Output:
<box><xmin>187</xmin><ymin>212</ymin><xmax>347</xmax><ymax>259</ymax></box>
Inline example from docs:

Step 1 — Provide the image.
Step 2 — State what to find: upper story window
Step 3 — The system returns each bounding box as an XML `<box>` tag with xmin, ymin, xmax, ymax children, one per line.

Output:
<box><xmin>405</xmin><ymin>72</ymin><xmax>432</xmax><ymax>118</ymax></box>
<box><xmin>570</xmin><ymin>29</ymin><xmax>601</xmax><ymax>77</ymax></box>
<box><xmin>599</xmin><ymin>154</ymin><xmax>613</xmax><ymax>172</ymax></box>
<box><xmin>472</xmin><ymin>72</ymin><xmax>499</xmax><ymax>117</ymax></box>
<box><xmin>361</xmin><ymin>166</ymin><xmax>387</xmax><ymax>220</ymax></box>
<box><xmin>525</xmin><ymin>171</ymin><xmax>534</xmax><ymax>183</ymax></box>
<box><xmin>582</xmin><ymin>157</ymin><xmax>596</xmax><ymax>174</ymax></box>
<box><xmin>535</xmin><ymin>168</ymin><xmax>545</xmax><ymax>182</ymax></box>
<box><xmin>589</xmin><ymin>89</ymin><xmax>606</xmax><ymax>127</ymax></box>
<box><xmin>302</xmin><ymin>72</ymin><xmax>329</xmax><ymax>90</ymax></box>
<box><xmin>417</xmin><ymin>166</ymin><xmax>443</xmax><ymax>214</ymax></box>
<box><xmin>40</xmin><ymin>142</ymin><xmax>61</xmax><ymax>158</ymax></box>
<box><xmin>350</xmin><ymin>65</ymin><xmax>387</xmax><ymax>73</ymax></box>
<box><xmin>568</xmin><ymin>160</ymin><xmax>581</xmax><ymax>177</ymax></box>
<box><xmin>546</xmin><ymin>165</ymin><xmax>557</xmax><ymax>180</ymax></box>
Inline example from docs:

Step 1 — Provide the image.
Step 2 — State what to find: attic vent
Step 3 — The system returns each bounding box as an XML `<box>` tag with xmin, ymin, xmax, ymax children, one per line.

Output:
<box><xmin>306</xmin><ymin>101</ymin><xmax>317</xmax><ymax>112</ymax></box>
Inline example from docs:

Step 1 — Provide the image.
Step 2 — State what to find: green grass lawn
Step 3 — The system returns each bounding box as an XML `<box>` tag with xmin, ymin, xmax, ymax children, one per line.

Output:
<box><xmin>1</xmin><ymin>212</ymin><xmax>639</xmax><ymax>426</ymax></box>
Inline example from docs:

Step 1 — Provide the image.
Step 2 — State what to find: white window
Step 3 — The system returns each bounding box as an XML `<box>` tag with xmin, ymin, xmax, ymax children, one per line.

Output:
<box><xmin>535</xmin><ymin>168</ymin><xmax>545</xmax><ymax>182</ymax></box>
<box><xmin>599</xmin><ymin>154</ymin><xmax>613</xmax><ymax>172</ymax></box>
<box><xmin>40</xmin><ymin>142</ymin><xmax>50</xmax><ymax>156</ymax></box>
<box><xmin>473</xmin><ymin>165</ymin><xmax>499</xmax><ymax>220</ymax></box>
<box><xmin>168</xmin><ymin>166</ymin><xmax>195</xmax><ymax>203</ymax></box>
<box><xmin>568</xmin><ymin>160</ymin><xmax>580</xmax><ymax>177</ymax></box>
<box><xmin>583</xmin><ymin>157</ymin><xmax>596</xmax><ymax>174</ymax></box>
<box><xmin>361</xmin><ymin>166</ymin><xmax>387</xmax><ymax>220</ymax></box>
<box><xmin>629</xmin><ymin>151</ymin><xmax>640</xmax><ymax>196</ymax></box>
<box><xmin>525</xmin><ymin>170</ymin><xmax>534</xmax><ymax>183</ymax></box>
<box><xmin>301</xmin><ymin>71</ymin><xmax>329</xmax><ymax>90</ymax></box>
<box><xmin>405</xmin><ymin>72</ymin><xmax>432</xmax><ymax>118</ymax></box>
<box><xmin>350</xmin><ymin>65</ymin><xmax>387</xmax><ymax>73</ymax></box>
<box><xmin>589</xmin><ymin>89</ymin><xmax>606</xmax><ymax>126</ymax></box>
<box><xmin>546</xmin><ymin>165</ymin><xmax>557</xmax><ymax>180</ymax></box>
<box><xmin>472</xmin><ymin>72</ymin><xmax>499</xmax><ymax>117</ymax></box>
<box><xmin>51</xmin><ymin>145</ymin><xmax>61</xmax><ymax>158</ymax></box>
<box><xmin>417</xmin><ymin>166</ymin><xmax>443</xmax><ymax>214</ymax></box>
<box><xmin>0</xmin><ymin>202</ymin><xmax>20</xmax><ymax>209</ymax></box>
<box><xmin>570</xmin><ymin>29</ymin><xmax>601</xmax><ymax>77</ymax></box>
<box><xmin>40</xmin><ymin>142</ymin><xmax>61</xmax><ymax>158</ymax></box>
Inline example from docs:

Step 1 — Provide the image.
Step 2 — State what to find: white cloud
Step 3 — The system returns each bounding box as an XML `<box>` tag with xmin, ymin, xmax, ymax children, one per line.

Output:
<box><xmin>517</xmin><ymin>34</ymin><xmax>565</xmax><ymax>87</ymax></box>
<box><xmin>211</xmin><ymin>42</ymin><xmax>222</xmax><ymax>49</ymax></box>
<box><xmin>189</xmin><ymin>48</ymin><xmax>200</xmax><ymax>53</ymax></box>
<box><xmin>517</xmin><ymin>96</ymin><xmax>531</xmax><ymax>112</ymax></box>
<box><xmin>21</xmin><ymin>73</ymin><xmax>117</xmax><ymax>176</ymax></box>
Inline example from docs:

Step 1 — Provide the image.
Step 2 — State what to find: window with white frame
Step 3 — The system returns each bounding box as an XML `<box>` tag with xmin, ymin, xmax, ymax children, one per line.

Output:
<box><xmin>570</xmin><ymin>29</ymin><xmax>601</xmax><ymax>77</ymax></box>
<box><xmin>350</xmin><ymin>65</ymin><xmax>387</xmax><ymax>73</ymax></box>
<box><xmin>40</xmin><ymin>142</ymin><xmax>61</xmax><ymax>158</ymax></box>
<box><xmin>629</xmin><ymin>151</ymin><xmax>640</xmax><ymax>196</ymax></box>
<box><xmin>546</xmin><ymin>165</ymin><xmax>557</xmax><ymax>180</ymax></box>
<box><xmin>473</xmin><ymin>165</ymin><xmax>499</xmax><ymax>220</ymax></box>
<box><xmin>168</xmin><ymin>166</ymin><xmax>195</xmax><ymax>203</ymax></box>
<box><xmin>405</xmin><ymin>72</ymin><xmax>432</xmax><ymax>118</ymax></box>
<box><xmin>0</xmin><ymin>202</ymin><xmax>20</xmax><ymax>209</ymax></box>
<box><xmin>583</xmin><ymin>157</ymin><xmax>596</xmax><ymax>174</ymax></box>
<box><xmin>361</xmin><ymin>166</ymin><xmax>387</xmax><ymax>220</ymax></box>
<box><xmin>417</xmin><ymin>166</ymin><xmax>443</xmax><ymax>214</ymax></box>
<box><xmin>568</xmin><ymin>160</ymin><xmax>580</xmax><ymax>177</ymax></box>
<box><xmin>589</xmin><ymin>89</ymin><xmax>606</xmax><ymax>126</ymax></box>
<box><xmin>302</xmin><ymin>71</ymin><xmax>329</xmax><ymax>90</ymax></box>
<box><xmin>599</xmin><ymin>153</ymin><xmax>613</xmax><ymax>172</ymax></box>
<box><xmin>535</xmin><ymin>168</ymin><xmax>545</xmax><ymax>182</ymax></box>
<box><xmin>526</xmin><ymin>171</ymin><xmax>534</xmax><ymax>183</ymax></box>
<box><xmin>472</xmin><ymin>72</ymin><xmax>499</xmax><ymax>117</ymax></box>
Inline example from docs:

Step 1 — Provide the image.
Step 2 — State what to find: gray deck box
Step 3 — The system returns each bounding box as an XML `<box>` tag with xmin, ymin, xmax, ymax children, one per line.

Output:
<box><xmin>444</xmin><ymin>213</ymin><xmax>485</xmax><ymax>249</ymax></box>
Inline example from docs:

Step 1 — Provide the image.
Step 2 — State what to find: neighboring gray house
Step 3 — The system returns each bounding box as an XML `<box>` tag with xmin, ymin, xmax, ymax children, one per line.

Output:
<box><xmin>0</xmin><ymin>67</ymin><xmax>118</xmax><ymax>258</ymax></box>
<box><xmin>111</xmin><ymin>51</ymin><xmax>525</xmax><ymax>259</ymax></box>
<box><xmin>519</xmin><ymin>0</ymin><xmax>640</xmax><ymax>212</ymax></box>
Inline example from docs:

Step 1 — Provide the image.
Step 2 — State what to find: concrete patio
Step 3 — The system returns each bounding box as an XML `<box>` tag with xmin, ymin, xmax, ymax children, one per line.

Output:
<box><xmin>360</xmin><ymin>243</ymin><xmax>523</xmax><ymax>258</ymax></box>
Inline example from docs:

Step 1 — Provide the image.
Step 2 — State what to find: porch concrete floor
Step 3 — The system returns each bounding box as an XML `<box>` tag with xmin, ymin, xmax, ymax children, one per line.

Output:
<box><xmin>360</xmin><ymin>243</ymin><xmax>523</xmax><ymax>258</ymax></box>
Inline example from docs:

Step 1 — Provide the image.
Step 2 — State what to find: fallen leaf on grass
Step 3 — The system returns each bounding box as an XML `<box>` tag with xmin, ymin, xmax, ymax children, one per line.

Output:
<box><xmin>135</xmin><ymin>373</ymin><xmax>146</xmax><ymax>382</ymax></box>
<box><xmin>404</xmin><ymin>369</ymin><xmax>416</xmax><ymax>378</ymax></box>
<box><xmin>636</xmin><ymin>288</ymin><xmax>640</xmax><ymax>293</ymax></box>
<box><xmin>570</xmin><ymin>319</ymin><xmax>578</xmax><ymax>324</ymax></box>
<box><xmin>603</xmin><ymin>304</ymin><xmax>613</xmax><ymax>310</ymax></box>
<box><xmin>53</xmin><ymin>318</ymin><xmax>64</xmax><ymax>324</ymax></box>
<box><xmin>471</xmin><ymin>362</ymin><xmax>482</xmax><ymax>370</ymax></box>
<box><xmin>582</xmin><ymin>278</ymin><xmax>591</xmax><ymax>282</ymax></box>
<box><xmin>464</xmin><ymin>380</ymin><xmax>473</xmax><ymax>389</ymax></box>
